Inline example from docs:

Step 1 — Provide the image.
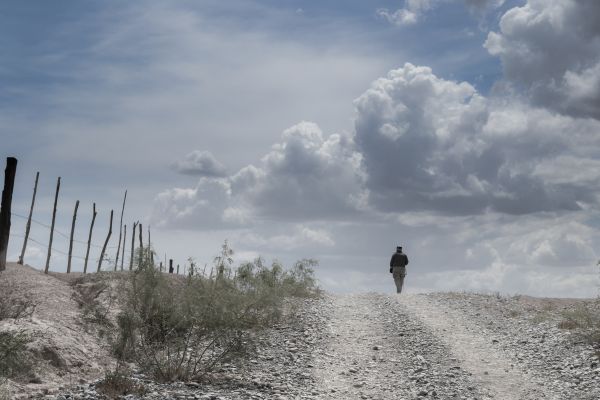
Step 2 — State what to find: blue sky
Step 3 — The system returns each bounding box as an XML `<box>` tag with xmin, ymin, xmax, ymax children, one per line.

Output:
<box><xmin>2</xmin><ymin>0</ymin><xmax>600</xmax><ymax>297</ymax></box>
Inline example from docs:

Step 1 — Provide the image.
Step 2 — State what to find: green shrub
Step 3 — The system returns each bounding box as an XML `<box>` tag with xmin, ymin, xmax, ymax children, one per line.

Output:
<box><xmin>113</xmin><ymin>243</ymin><xmax>319</xmax><ymax>382</ymax></box>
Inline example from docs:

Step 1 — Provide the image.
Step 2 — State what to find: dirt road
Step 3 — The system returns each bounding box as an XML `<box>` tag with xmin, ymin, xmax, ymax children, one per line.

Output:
<box><xmin>311</xmin><ymin>293</ymin><xmax>597</xmax><ymax>400</ymax></box>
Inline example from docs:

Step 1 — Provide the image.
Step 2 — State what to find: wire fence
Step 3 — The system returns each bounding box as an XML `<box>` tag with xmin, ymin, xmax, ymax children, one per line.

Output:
<box><xmin>9</xmin><ymin>202</ymin><xmax>159</xmax><ymax>273</ymax></box>
<box><xmin>0</xmin><ymin>162</ymin><xmax>177</xmax><ymax>275</ymax></box>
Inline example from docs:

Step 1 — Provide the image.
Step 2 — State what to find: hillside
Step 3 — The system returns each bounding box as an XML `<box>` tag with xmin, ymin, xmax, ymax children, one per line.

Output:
<box><xmin>0</xmin><ymin>263</ymin><xmax>599</xmax><ymax>399</ymax></box>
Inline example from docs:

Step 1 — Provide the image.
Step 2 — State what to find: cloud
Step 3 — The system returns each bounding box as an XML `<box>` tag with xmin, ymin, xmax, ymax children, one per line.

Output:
<box><xmin>464</xmin><ymin>0</ymin><xmax>505</xmax><ymax>14</ymax></box>
<box><xmin>153</xmin><ymin>121</ymin><xmax>368</xmax><ymax>228</ymax></box>
<box><xmin>377</xmin><ymin>0</ymin><xmax>505</xmax><ymax>26</ymax></box>
<box><xmin>353</xmin><ymin>62</ymin><xmax>600</xmax><ymax>216</ymax></box>
<box><xmin>484</xmin><ymin>0</ymin><xmax>600</xmax><ymax>119</ymax></box>
<box><xmin>377</xmin><ymin>0</ymin><xmax>434</xmax><ymax>26</ymax></box>
<box><xmin>171</xmin><ymin>150</ymin><xmax>227</xmax><ymax>177</ymax></box>
<box><xmin>238</xmin><ymin>225</ymin><xmax>335</xmax><ymax>252</ymax></box>
<box><xmin>231</xmin><ymin>122</ymin><xmax>368</xmax><ymax>220</ymax></box>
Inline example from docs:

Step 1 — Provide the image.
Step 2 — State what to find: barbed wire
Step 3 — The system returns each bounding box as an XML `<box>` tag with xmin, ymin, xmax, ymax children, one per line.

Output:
<box><xmin>12</xmin><ymin>212</ymin><xmax>121</xmax><ymax>249</ymax></box>
<box><xmin>11</xmin><ymin>232</ymin><xmax>136</xmax><ymax>263</ymax></box>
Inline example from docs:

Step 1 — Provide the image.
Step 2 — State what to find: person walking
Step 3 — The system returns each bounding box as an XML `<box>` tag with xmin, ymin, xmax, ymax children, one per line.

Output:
<box><xmin>389</xmin><ymin>246</ymin><xmax>409</xmax><ymax>294</ymax></box>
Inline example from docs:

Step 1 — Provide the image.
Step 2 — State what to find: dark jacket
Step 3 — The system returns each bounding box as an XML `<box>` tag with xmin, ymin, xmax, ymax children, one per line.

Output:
<box><xmin>390</xmin><ymin>251</ymin><xmax>409</xmax><ymax>268</ymax></box>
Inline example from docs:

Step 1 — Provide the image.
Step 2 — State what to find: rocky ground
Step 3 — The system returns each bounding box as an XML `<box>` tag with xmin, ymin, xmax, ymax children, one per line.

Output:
<box><xmin>2</xmin><ymin>264</ymin><xmax>599</xmax><ymax>399</ymax></box>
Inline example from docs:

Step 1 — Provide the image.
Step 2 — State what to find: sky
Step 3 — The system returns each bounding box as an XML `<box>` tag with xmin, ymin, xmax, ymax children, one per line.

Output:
<box><xmin>2</xmin><ymin>0</ymin><xmax>600</xmax><ymax>297</ymax></box>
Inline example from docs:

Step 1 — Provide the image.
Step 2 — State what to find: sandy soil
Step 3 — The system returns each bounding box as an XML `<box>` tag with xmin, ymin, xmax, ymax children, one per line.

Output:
<box><xmin>0</xmin><ymin>263</ymin><xmax>116</xmax><ymax>398</ymax></box>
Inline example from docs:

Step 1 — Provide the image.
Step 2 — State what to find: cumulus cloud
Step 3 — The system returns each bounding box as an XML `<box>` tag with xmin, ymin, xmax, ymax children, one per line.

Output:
<box><xmin>354</xmin><ymin>62</ymin><xmax>600</xmax><ymax>216</ymax></box>
<box><xmin>485</xmin><ymin>0</ymin><xmax>600</xmax><ymax>119</ymax></box>
<box><xmin>171</xmin><ymin>150</ymin><xmax>227</xmax><ymax>177</ymax></box>
<box><xmin>377</xmin><ymin>0</ymin><xmax>434</xmax><ymax>26</ymax></box>
<box><xmin>153</xmin><ymin>121</ymin><xmax>367</xmax><ymax>228</ymax></box>
<box><xmin>230</xmin><ymin>122</ymin><xmax>367</xmax><ymax>220</ymax></box>
<box><xmin>378</xmin><ymin>0</ymin><xmax>505</xmax><ymax>26</ymax></box>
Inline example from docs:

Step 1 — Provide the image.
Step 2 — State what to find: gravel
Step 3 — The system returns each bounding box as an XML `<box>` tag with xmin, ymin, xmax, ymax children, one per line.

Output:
<box><xmin>26</xmin><ymin>292</ymin><xmax>600</xmax><ymax>400</ymax></box>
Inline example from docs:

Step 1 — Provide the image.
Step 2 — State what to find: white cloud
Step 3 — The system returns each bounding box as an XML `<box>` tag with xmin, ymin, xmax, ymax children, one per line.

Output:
<box><xmin>485</xmin><ymin>0</ymin><xmax>600</xmax><ymax>119</ymax></box>
<box><xmin>377</xmin><ymin>0</ymin><xmax>434</xmax><ymax>26</ymax></box>
<box><xmin>377</xmin><ymin>0</ymin><xmax>505</xmax><ymax>26</ymax></box>
<box><xmin>153</xmin><ymin>121</ymin><xmax>368</xmax><ymax>228</ymax></box>
<box><xmin>171</xmin><ymin>150</ymin><xmax>227</xmax><ymax>177</ymax></box>
<box><xmin>353</xmin><ymin>62</ymin><xmax>600</xmax><ymax>215</ymax></box>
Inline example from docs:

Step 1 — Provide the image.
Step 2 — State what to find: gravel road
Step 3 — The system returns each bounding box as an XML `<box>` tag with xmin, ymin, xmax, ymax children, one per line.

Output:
<box><xmin>36</xmin><ymin>292</ymin><xmax>599</xmax><ymax>400</ymax></box>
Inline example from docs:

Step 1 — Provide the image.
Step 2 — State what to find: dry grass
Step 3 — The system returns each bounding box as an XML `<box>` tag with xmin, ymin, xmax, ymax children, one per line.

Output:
<box><xmin>558</xmin><ymin>301</ymin><xmax>600</xmax><ymax>344</ymax></box>
<box><xmin>95</xmin><ymin>369</ymin><xmax>146</xmax><ymax>399</ymax></box>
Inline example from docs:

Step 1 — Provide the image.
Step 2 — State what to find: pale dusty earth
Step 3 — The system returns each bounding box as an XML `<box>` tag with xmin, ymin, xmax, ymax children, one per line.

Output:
<box><xmin>1</xmin><ymin>262</ymin><xmax>599</xmax><ymax>400</ymax></box>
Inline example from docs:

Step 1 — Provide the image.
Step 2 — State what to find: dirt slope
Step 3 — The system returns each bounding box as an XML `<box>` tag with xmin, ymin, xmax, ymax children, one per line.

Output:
<box><xmin>0</xmin><ymin>263</ymin><xmax>115</xmax><ymax>398</ymax></box>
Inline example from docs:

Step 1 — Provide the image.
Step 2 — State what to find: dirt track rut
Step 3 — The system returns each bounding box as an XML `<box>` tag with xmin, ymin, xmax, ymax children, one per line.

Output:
<box><xmin>312</xmin><ymin>293</ymin><xmax>561</xmax><ymax>400</ymax></box>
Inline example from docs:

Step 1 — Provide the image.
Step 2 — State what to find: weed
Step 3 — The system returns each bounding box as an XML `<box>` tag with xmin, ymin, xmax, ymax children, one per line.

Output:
<box><xmin>113</xmin><ymin>243</ymin><xmax>319</xmax><ymax>382</ymax></box>
<box><xmin>558</xmin><ymin>302</ymin><xmax>600</xmax><ymax>345</ymax></box>
<box><xmin>0</xmin><ymin>331</ymin><xmax>32</xmax><ymax>379</ymax></box>
<box><xmin>0</xmin><ymin>282</ymin><xmax>36</xmax><ymax>321</ymax></box>
<box><xmin>95</xmin><ymin>369</ymin><xmax>146</xmax><ymax>399</ymax></box>
<box><xmin>70</xmin><ymin>274</ymin><xmax>115</xmax><ymax>328</ymax></box>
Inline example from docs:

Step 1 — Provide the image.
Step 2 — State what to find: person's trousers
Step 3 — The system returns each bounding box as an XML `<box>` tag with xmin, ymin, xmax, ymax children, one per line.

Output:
<box><xmin>392</xmin><ymin>266</ymin><xmax>406</xmax><ymax>293</ymax></box>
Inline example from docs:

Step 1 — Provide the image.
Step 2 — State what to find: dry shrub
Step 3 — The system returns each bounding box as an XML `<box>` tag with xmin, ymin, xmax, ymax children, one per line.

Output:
<box><xmin>0</xmin><ymin>278</ymin><xmax>36</xmax><ymax>382</ymax></box>
<box><xmin>70</xmin><ymin>274</ymin><xmax>114</xmax><ymax>329</ymax></box>
<box><xmin>113</xmin><ymin>244</ymin><xmax>319</xmax><ymax>382</ymax></box>
<box><xmin>558</xmin><ymin>302</ymin><xmax>600</xmax><ymax>345</ymax></box>
<box><xmin>95</xmin><ymin>369</ymin><xmax>146</xmax><ymax>399</ymax></box>
<box><xmin>0</xmin><ymin>331</ymin><xmax>32</xmax><ymax>379</ymax></box>
<box><xmin>0</xmin><ymin>281</ymin><xmax>35</xmax><ymax>321</ymax></box>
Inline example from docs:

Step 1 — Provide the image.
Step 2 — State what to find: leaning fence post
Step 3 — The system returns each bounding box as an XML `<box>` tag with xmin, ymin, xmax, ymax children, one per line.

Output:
<box><xmin>114</xmin><ymin>190</ymin><xmax>127</xmax><ymax>271</ymax></box>
<box><xmin>44</xmin><ymin>176</ymin><xmax>60</xmax><ymax>274</ymax></box>
<box><xmin>147</xmin><ymin>226</ymin><xmax>154</xmax><ymax>264</ymax></box>
<box><xmin>129</xmin><ymin>221</ymin><xmax>138</xmax><ymax>270</ymax></box>
<box><xmin>121</xmin><ymin>224</ymin><xmax>126</xmax><ymax>270</ymax></box>
<box><xmin>0</xmin><ymin>157</ymin><xmax>17</xmax><ymax>272</ymax></box>
<box><xmin>97</xmin><ymin>210</ymin><xmax>113</xmax><ymax>272</ymax></box>
<box><xmin>138</xmin><ymin>223</ymin><xmax>143</xmax><ymax>263</ymax></box>
<box><xmin>83</xmin><ymin>203</ymin><xmax>97</xmax><ymax>274</ymax></box>
<box><xmin>67</xmin><ymin>200</ymin><xmax>79</xmax><ymax>273</ymax></box>
<box><xmin>18</xmin><ymin>171</ymin><xmax>38</xmax><ymax>266</ymax></box>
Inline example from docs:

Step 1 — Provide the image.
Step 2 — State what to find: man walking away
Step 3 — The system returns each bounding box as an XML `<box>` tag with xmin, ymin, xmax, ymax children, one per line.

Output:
<box><xmin>389</xmin><ymin>246</ymin><xmax>409</xmax><ymax>294</ymax></box>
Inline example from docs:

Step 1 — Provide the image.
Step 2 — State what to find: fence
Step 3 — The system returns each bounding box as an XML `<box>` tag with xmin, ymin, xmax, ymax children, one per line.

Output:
<box><xmin>0</xmin><ymin>157</ymin><xmax>182</xmax><ymax>275</ymax></box>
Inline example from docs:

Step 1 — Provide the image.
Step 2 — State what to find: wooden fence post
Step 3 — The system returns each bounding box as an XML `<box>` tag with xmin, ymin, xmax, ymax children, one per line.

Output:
<box><xmin>44</xmin><ymin>177</ymin><xmax>60</xmax><ymax>274</ymax></box>
<box><xmin>169</xmin><ymin>259</ymin><xmax>173</xmax><ymax>274</ymax></box>
<box><xmin>97</xmin><ymin>210</ymin><xmax>113</xmax><ymax>272</ymax></box>
<box><xmin>138</xmin><ymin>223</ymin><xmax>143</xmax><ymax>261</ymax></box>
<box><xmin>129</xmin><ymin>221</ymin><xmax>138</xmax><ymax>270</ymax></box>
<box><xmin>159</xmin><ymin>261</ymin><xmax>163</xmax><ymax>272</ymax></box>
<box><xmin>121</xmin><ymin>224</ymin><xmax>126</xmax><ymax>271</ymax></box>
<box><xmin>67</xmin><ymin>200</ymin><xmax>79</xmax><ymax>273</ymax></box>
<box><xmin>177</xmin><ymin>264</ymin><xmax>180</xmax><ymax>275</ymax></box>
<box><xmin>18</xmin><ymin>171</ymin><xmax>38</xmax><ymax>265</ymax></box>
<box><xmin>147</xmin><ymin>226</ymin><xmax>154</xmax><ymax>264</ymax></box>
<box><xmin>0</xmin><ymin>157</ymin><xmax>17</xmax><ymax>272</ymax></box>
<box><xmin>114</xmin><ymin>190</ymin><xmax>127</xmax><ymax>271</ymax></box>
<box><xmin>83</xmin><ymin>203</ymin><xmax>97</xmax><ymax>274</ymax></box>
